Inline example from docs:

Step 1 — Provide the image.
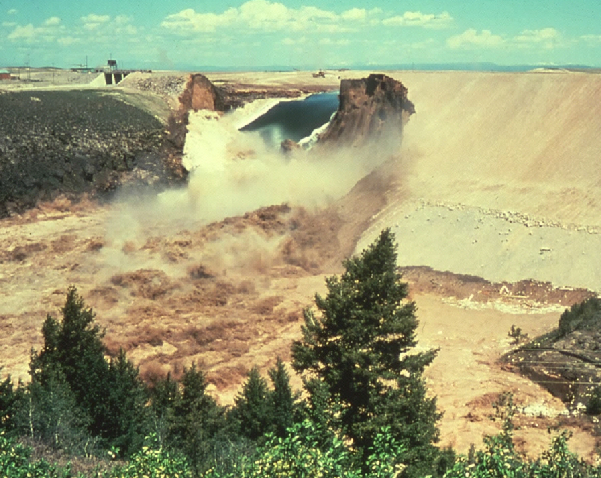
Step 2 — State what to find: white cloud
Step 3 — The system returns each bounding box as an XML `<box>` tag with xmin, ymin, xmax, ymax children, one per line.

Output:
<box><xmin>57</xmin><ymin>36</ymin><xmax>80</xmax><ymax>46</ymax></box>
<box><xmin>162</xmin><ymin>0</ymin><xmax>387</xmax><ymax>35</ymax></box>
<box><xmin>239</xmin><ymin>0</ymin><xmax>291</xmax><ymax>30</ymax></box>
<box><xmin>7</xmin><ymin>8</ymin><xmax>17</xmax><ymax>15</ymax></box>
<box><xmin>8</xmin><ymin>23</ymin><xmax>35</xmax><ymax>40</ymax></box>
<box><xmin>515</xmin><ymin>28</ymin><xmax>559</xmax><ymax>42</ymax></box>
<box><xmin>341</xmin><ymin>8</ymin><xmax>366</xmax><ymax>22</ymax></box>
<box><xmin>118</xmin><ymin>24</ymin><xmax>138</xmax><ymax>35</ymax></box>
<box><xmin>581</xmin><ymin>34</ymin><xmax>601</xmax><ymax>43</ymax></box>
<box><xmin>6</xmin><ymin>16</ymin><xmax>69</xmax><ymax>44</ymax></box>
<box><xmin>81</xmin><ymin>13</ymin><xmax>110</xmax><ymax>24</ymax></box>
<box><xmin>81</xmin><ymin>13</ymin><xmax>111</xmax><ymax>30</ymax></box>
<box><xmin>447</xmin><ymin>29</ymin><xmax>505</xmax><ymax>49</ymax></box>
<box><xmin>161</xmin><ymin>8</ymin><xmax>237</xmax><ymax>32</ymax></box>
<box><xmin>514</xmin><ymin>28</ymin><xmax>561</xmax><ymax>48</ymax></box>
<box><xmin>448</xmin><ymin>27</ymin><xmax>566</xmax><ymax>51</ymax></box>
<box><xmin>44</xmin><ymin>17</ymin><xmax>61</xmax><ymax>26</ymax></box>
<box><xmin>115</xmin><ymin>15</ymin><xmax>132</xmax><ymax>25</ymax></box>
<box><xmin>2</xmin><ymin>21</ymin><xmax>16</xmax><ymax>27</ymax></box>
<box><xmin>383</xmin><ymin>11</ymin><xmax>453</xmax><ymax>29</ymax></box>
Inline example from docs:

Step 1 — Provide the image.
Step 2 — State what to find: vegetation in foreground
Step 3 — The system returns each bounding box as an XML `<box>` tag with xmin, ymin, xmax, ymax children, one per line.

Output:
<box><xmin>1</xmin><ymin>229</ymin><xmax>600</xmax><ymax>477</ymax></box>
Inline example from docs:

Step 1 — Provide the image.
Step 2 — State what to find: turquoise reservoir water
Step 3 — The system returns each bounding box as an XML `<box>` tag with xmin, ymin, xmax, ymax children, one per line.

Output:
<box><xmin>240</xmin><ymin>92</ymin><xmax>339</xmax><ymax>147</ymax></box>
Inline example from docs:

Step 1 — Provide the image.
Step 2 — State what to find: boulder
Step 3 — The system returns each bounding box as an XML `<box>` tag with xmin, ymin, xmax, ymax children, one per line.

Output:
<box><xmin>281</xmin><ymin>138</ymin><xmax>301</xmax><ymax>154</ymax></box>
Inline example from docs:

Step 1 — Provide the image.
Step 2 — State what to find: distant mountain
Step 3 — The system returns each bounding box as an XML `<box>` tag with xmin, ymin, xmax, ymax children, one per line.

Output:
<box><xmin>169</xmin><ymin>62</ymin><xmax>598</xmax><ymax>73</ymax></box>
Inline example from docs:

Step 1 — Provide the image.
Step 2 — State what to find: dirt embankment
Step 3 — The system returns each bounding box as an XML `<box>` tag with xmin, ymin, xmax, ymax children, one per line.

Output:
<box><xmin>357</xmin><ymin>70</ymin><xmax>601</xmax><ymax>291</ymax></box>
<box><xmin>386</xmin><ymin>70</ymin><xmax>601</xmax><ymax>227</ymax></box>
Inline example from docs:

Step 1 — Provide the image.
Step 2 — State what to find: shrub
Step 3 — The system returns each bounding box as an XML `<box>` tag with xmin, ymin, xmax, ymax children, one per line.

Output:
<box><xmin>105</xmin><ymin>433</ymin><xmax>192</xmax><ymax>478</ymax></box>
<box><xmin>557</xmin><ymin>297</ymin><xmax>601</xmax><ymax>338</ymax></box>
<box><xmin>0</xmin><ymin>431</ymin><xmax>76</xmax><ymax>478</ymax></box>
<box><xmin>587</xmin><ymin>386</ymin><xmax>601</xmax><ymax>416</ymax></box>
<box><xmin>201</xmin><ymin>420</ymin><xmax>406</xmax><ymax>478</ymax></box>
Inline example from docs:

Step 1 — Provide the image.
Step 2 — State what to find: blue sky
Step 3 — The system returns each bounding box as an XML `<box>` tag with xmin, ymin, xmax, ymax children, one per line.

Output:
<box><xmin>2</xmin><ymin>0</ymin><xmax>601</xmax><ymax>70</ymax></box>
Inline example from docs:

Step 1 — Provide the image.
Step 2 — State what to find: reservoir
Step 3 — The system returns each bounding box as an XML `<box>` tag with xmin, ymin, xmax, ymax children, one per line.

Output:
<box><xmin>240</xmin><ymin>92</ymin><xmax>339</xmax><ymax>148</ymax></box>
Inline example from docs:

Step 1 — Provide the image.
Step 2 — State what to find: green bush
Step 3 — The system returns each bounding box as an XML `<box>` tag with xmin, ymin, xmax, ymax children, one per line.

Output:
<box><xmin>587</xmin><ymin>386</ymin><xmax>601</xmax><ymax>415</ymax></box>
<box><xmin>444</xmin><ymin>394</ymin><xmax>601</xmax><ymax>478</ymax></box>
<box><xmin>0</xmin><ymin>431</ymin><xmax>76</xmax><ymax>478</ymax></box>
<box><xmin>105</xmin><ymin>433</ymin><xmax>192</xmax><ymax>478</ymax></box>
<box><xmin>557</xmin><ymin>297</ymin><xmax>601</xmax><ymax>338</ymax></box>
<box><xmin>201</xmin><ymin>420</ymin><xmax>406</xmax><ymax>478</ymax></box>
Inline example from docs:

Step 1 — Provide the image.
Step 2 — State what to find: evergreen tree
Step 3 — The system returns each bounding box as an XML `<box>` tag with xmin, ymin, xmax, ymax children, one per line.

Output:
<box><xmin>149</xmin><ymin>372</ymin><xmax>179</xmax><ymax>446</ymax></box>
<box><xmin>100</xmin><ymin>349</ymin><xmax>150</xmax><ymax>455</ymax></box>
<box><xmin>267</xmin><ymin>358</ymin><xmax>296</xmax><ymax>438</ymax></box>
<box><xmin>30</xmin><ymin>286</ymin><xmax>109</xmax><ymax>438</ymax></box>
<box><xmin>291</xmin><ymin>229</ymin><xmax>441</xmax><ymax>477</ymax></box>
<box><xmin>18</xmin><ymin>369</ymin><xmax>93</xmax><ymax>454</ymax></box>
<box><xmin>230</xmin><ymin>366</ymin><xmax>272</xmax><ymax>443</ymax></box>
<box><xmin>170</xmin><ymin>363</ymin><xmax>225</xmax><ymax>476</ymax></box>
<box><xmin>28</xmin><ymin>287</ymin><xmax>150</xmax><ymax>456</ymax></box>
<box><xmin>0</xmin><ymin>372</ymin><xmax>19</xmax><ymax>432</ymax></box>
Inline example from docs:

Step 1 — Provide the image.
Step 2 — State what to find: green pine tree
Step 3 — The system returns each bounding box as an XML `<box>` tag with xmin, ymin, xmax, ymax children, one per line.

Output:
<box><xmin>30</xmin><ymin>286</ymin><xmax>109</xmax><ymax>439</ymax></box>
<box><xmin>100</xmin><ymin>349</ymin><xmax>150</xmax><ymax>455</ymax></box>
<box><xmin>170</xmin><ymin>363</ymin><xmax>225</xmax><ymax>476</ymax></box>
<box><xmin>0</xmin><ymin>372</ymin><xmax>20</xmax><ymax>432</ymax></box>
<box><xmin>291</xmin><ymin>229</ymin><xmax>441</xmax><ymax>477</ymax></box>
<box><xmin>28</xmin><ymin>287</ymin><xmax>150</xmax><ymax>456</ymax></box>
<box><xmin>267</xmin><ymin>358</ymin><xmax>297</xmax><ymax>438</ymax></box>
<box><xmin>230</xmin><ymin>366</ymin><xmax>272</xmax><ymax>443</ymax></box>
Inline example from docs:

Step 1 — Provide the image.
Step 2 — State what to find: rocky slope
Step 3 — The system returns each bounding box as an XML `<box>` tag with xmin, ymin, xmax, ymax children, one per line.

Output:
<box><xmin>504</xmin><ymin>298</ymin><xmax>601</xmax><ymax>410</ymax></box>
<box><xmin>0</xmin><ymin>89</ymin><xmax>185</xmax><ymax>217</ymax></box>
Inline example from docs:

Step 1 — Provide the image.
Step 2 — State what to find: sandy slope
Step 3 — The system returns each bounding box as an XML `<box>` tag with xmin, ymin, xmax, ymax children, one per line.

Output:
<box><xmin>357</xmin><ymin>71</ymin><xmax>601</xmax><ymax>290</ymax></box>
<box><xmin>399</xmin><ymin>70</ymin><xmax>601</xmax><ymax>224</ymax></box>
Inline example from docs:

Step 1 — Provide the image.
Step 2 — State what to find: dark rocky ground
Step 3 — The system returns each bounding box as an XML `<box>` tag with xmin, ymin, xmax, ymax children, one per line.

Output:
<box><xmin>0</xmin><ymin>89</ymin><xmax>185</xmax><ymax>217</ymax></box>
<box><xmin>504</xmin><ymin>298</ymin><xmax>601</xmax><ymax>412</ymax></box>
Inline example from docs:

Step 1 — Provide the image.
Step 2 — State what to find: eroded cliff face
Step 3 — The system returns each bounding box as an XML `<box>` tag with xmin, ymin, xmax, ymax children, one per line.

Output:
<box><xmin>178</xmin><ymin>74</ymin><xmax>229</xmax><ymax>113</ymax></box>
<box><xmin>318</xmin><ymin>73</ymin><xmax>415</xmax><ymax>149</ymax></box>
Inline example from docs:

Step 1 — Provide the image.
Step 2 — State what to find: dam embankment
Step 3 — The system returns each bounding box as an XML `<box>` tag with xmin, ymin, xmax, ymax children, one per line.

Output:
<box><xmin>357</xmin><ymin>70</ymin><xmax>601</xmax><ymax>290</ymax></box>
